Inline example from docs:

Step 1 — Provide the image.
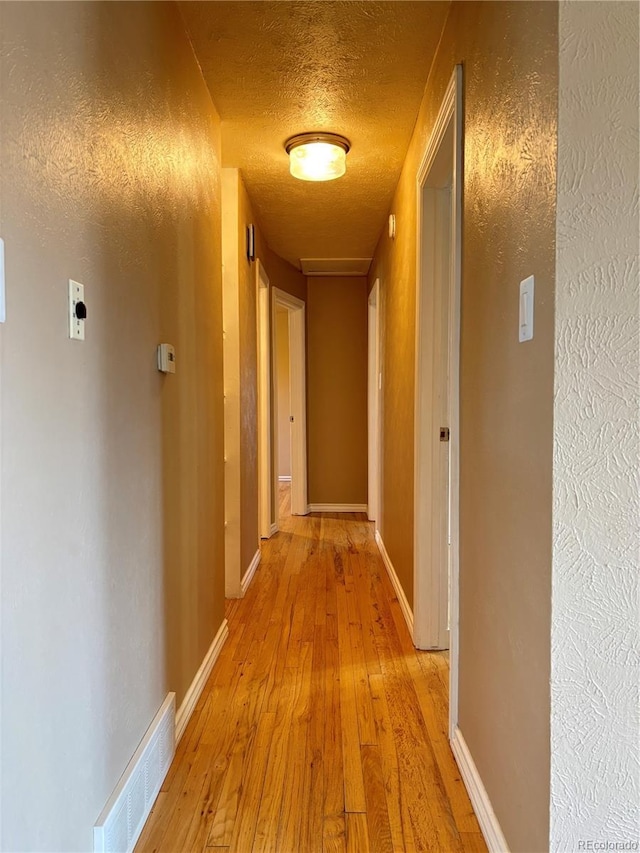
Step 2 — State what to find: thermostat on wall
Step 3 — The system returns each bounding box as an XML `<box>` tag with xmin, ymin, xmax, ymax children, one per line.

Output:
<box><xmin>157</xmin><ymin>343</ymin><xmax>176</xmax><ymax>374</ymax></box>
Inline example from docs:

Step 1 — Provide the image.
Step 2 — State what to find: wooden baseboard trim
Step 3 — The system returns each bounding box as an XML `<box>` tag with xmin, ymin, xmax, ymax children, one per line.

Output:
<box><xmin>241</xmin><ymin>548</ymin><xmax>261</xmax><ymax>597</ymax></box>
<box><xmin>374</xmin><ymin>530</ymin><xmax>414</xmax><ymax>638</ymax></box>
<box><xmin>175</xmin><ymin>620</ymin><xmax>229</xmax><ymax>744</ymax></box>
<box><xmin>450</xmin><ymin>726</ymin><xmax>510</xmax><ymax>853</ymax></box>
<box><xmin>307</xmin><ymin>503</ymin><xmax>368</xmax><ymax>513</ymax></box>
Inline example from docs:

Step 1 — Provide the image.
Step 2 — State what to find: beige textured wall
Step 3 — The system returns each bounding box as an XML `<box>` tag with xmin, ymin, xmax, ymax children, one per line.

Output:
<box><xmin>0</xmin><ymin>2</ymin><xmax>225</xmax><ymax>850</ymax></box>
<box><xmin>551</xmin><ymin>2</ymin><xmax>640</xmax><ymax>844</ymax></box>
<box><xmin>276</xmin><ymin>310</ymin><xmax>292</xmax><ymax>479</ymax></box>
<box><xmin>368</xmin><ymin>2</ymin><xmax>557</xmax><ymax>849</ymax></box>
<box><xmin>221</xmin><ymin>168</ymin><xmax>243</xmax><ymax>593</ymax></box>
<box><xmin>236</xmin><ymin>172</ymin><xmax>261</xmax><ymax>572</ymax></box>
<box><xmin>224</xmin><ymin>168</ymin><xmax>305</xmax><ymax>573</ymax></box>
<box><xmin>264</xmin><ymin>245</ymin><xmax>307</xmax><ymax>304</ymax></box>
<box><xmin>307</xmin><ymin>277</ymin><xmax>368</xmax><ymax>506</ymax></box>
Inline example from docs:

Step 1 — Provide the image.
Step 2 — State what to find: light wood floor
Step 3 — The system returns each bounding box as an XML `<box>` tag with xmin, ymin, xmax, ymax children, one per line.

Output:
<box><xmin>136</xmin><ymin>484</ymin><xmax>487</xmax><ymax>852</ymax></box>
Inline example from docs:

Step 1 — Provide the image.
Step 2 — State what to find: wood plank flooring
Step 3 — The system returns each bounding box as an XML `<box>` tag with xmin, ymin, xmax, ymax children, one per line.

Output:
<box><xmin>136</xmin><ymin>484</ymin><xmax>486</xmax><ymax>853</ymax></box>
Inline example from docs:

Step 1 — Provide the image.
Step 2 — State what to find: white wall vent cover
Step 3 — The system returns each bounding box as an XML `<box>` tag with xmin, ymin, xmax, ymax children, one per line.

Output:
<box><xmin>300</xmin><ymin>258</ymin><xmax>372</xmax><ymax>276</ymax></box>
<box><xmin>94</xmin><ymin>693</ymin><xmax>175</xmax><ymax>853</ymax></box>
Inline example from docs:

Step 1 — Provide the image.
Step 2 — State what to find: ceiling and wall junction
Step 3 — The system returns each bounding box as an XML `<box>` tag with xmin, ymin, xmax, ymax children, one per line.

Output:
<box><xmin>180</xmin><ymin>0</ymin><xmax>451</xmax><ymax>270</ymax></box>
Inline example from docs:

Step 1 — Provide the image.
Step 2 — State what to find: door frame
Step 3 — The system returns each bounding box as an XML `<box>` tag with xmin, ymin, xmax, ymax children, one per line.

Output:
<box><xmin>414</xmin><ymin>65</ymin><xmax>463</xmax><ymax>735</ymax></box>
<box><xmin>368</xmin><ymin>279</ymin><xmax>382</xmax><ymax>524</ymax></box>
<box><xmin>272</xmin><ymin>287</ymin><xmax>308</xmax><ymax>517</ymax></box>
<box><xmin>256</xmin><ymin>259</ymin><xmax>272</xmax><ymax>540</ymax></box>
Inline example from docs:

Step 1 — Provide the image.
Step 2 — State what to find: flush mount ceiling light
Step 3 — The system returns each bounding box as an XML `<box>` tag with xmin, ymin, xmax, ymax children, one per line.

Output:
<box><xmin>285</xmin><ymin>132</ymin><xmax>351</xmax><ymax>182</ymax></box>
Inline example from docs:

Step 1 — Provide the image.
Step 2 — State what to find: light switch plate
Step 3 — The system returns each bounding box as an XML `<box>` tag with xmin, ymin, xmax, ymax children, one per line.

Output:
<box><xmin>519</xmin><ymin>275</ymin><xmax>534</xmax><ymax>342</ymax></box>
<box><xmin>69</xmin><ymin>279</ymin><xmax>85</xmax><ymax>341</ymax></box>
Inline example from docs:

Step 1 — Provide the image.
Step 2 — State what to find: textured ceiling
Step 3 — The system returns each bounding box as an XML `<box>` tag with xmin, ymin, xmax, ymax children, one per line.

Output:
<box><xmin>180</xmin><ymin>1</ymin><xmax>451</xmax><ymax>269</ymax></box>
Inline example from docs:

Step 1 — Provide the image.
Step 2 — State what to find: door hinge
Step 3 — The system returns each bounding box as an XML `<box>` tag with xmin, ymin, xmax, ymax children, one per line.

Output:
<box><xmin>440</xmin><ymin>427</ymin><xmax>450</xmax><ymax>442</ymax></box>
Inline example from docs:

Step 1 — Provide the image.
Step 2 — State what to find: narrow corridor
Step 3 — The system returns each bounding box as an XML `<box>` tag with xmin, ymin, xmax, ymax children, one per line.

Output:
<box><xmin>136</xmin><ymin>486</ymin><xmax>486</xmax><ymax>852</ymax></box>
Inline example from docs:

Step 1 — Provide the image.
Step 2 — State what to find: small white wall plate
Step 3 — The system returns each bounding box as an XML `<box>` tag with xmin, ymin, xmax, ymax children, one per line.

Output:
<box><xmin>69</xmin><ymin>280</ymin><xmax>85</xmax><ymax>341</ymax></box>
<box><xmin>519</xmin><ymin>275</ymin><xmax>534</xmax><ymax>342</ymax></box>
<box><xmin>157</xmin><ymin>343</ymin><xmax>176</xmax><ymax>374</ymax></box>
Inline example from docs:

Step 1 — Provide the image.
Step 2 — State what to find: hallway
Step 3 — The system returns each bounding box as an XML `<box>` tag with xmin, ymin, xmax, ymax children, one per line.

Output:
<box><xmin>136</xmin><ymin>487</ymin><xmax>486</xmax><ymax>852</ymax></box>
<box><xmin>0</xmin><ymin>2</ymin><xmax>635</xmax><ymax>849</ymax></box>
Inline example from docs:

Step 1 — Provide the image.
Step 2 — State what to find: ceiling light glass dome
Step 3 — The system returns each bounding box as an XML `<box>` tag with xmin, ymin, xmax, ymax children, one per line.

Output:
<box><xmin>285</xmin><ymin>133</ymin><xmax>351</xmax><ymax>182</ymax></box>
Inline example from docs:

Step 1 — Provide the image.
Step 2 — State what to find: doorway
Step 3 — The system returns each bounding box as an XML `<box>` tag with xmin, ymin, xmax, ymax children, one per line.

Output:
<box><xmin>256</xmin><ymin>259</ymin><xmax>272</xmax><ymax>540</ymax></box>
<box><xmin>272</xmin><ymin>287</ymin><xmax>308</xmax><ymax>521</ymax></box>
<box><xmin>368</xmin><ymin>279</ymin><xmax>381</xmax><ymax>524</ymax></box>
<box><xmin>275</xmin><ymin>305</ymin><xmax>292</xmax><ymax>521</ymax></box>
<box><xmin>414</xmin><ymin>66</ymin><xmax>462</xmax><ymax>735</ymax></box>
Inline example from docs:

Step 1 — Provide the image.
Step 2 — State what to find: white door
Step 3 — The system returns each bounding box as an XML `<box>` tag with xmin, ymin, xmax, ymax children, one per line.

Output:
<box><xmin>413</xmin><ymin>65</ymin><xmax>463</xmax><ymax>737</ymax></box>
<box><xmin>414</xmin><ymin>67</ymin><xmax>462</xmax><ymax>658</ymax></box>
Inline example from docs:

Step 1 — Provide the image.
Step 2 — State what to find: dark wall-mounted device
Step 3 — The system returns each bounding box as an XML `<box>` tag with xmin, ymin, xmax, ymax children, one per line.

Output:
<box><xmin>246</xmin><ymin>224</ymin><xmax>255</xmax><ymax>262</ymax></box>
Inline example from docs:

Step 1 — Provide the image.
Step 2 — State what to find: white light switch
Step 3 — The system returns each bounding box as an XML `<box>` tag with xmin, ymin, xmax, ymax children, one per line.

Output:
<box><xmin>69</xmin><ymin>279</ymin><xmax>86</xmax><ymax>341</ymax></box>
<box><xmin>519</xmin><ymin>275</ymin><xmax>534</xmax><ymax>342</ymax></box>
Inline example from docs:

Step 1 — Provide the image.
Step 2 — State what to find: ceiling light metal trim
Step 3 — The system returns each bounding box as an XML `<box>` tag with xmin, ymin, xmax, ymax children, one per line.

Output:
<box><xmin>285</xmin><ymin>132</ymin><xmax>351</xmax><ymax>182</ymax></box>
<box><xmin>285</xmin><ymin>132</ymin><xmax>351</xmax><ymax>155</ymax></box>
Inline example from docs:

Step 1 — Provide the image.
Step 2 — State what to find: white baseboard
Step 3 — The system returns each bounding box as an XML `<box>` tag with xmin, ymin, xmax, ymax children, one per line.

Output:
<box><xmin>375</xmin><ymin>530</ymin><xmax>414</xmax><ymax>638</ymax></box>
<box><xmin>278</xmin><ymin>475</ymin><xmax>292</xmax><ymax>482</ymax></box>
<box><xmin>241</xmin><ymin>548</ymin><xmax>261</xmax><ymax>597</ymax></box>
<box><xmin>450</xmin><ymin>726</ymin><xmax>510</xmax><ymax>853</ymax></box>
<box><xmin>94</xmin><ymin>693</ymin><xmax>176</xmax><ymax>853</ymax></box>
<box><xmin>270</xmin><ymin>522</ymin><xmax>278</xmax><ymax>536</ymax></box>
<box><xmin>308</xmin><ymin>503</ymin><xmax>368</xmax><ymax>513</ymax></box>
<box><xmin>175</xmin><ymin>619</ymin><xmax>229</xmax><ymax>744</ymax></box>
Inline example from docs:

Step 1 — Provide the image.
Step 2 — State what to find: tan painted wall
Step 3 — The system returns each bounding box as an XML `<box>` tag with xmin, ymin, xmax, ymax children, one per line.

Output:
<box><xmin>237</xmin><ymin>171</ymin><xmax>307</xmax><ymax>561</ymax></box>
<box><xmin>0</xmin><ymin>2</ymin><xmax>225</xmax><ymax>849</ymax></box>
<box><xmin>223</xmin><ymin>168</ymin><xmax>305</xmax><ymax>574</ymax></box>
<box><xmin>276</xmin><ymin>310</ymin><xmax>292</xmax><ymax>479</ymax></box>
<box><xmin>221</xmin><ymin>168</ymin><xmax>244</xmax><ymax>594</ymax></box>
<box><xmin>368</xmin><ymin>2</ymin><xmax>557</xmax><ymax>849</ymax></box>
<box><xmin>307</xmin><ymin>277</ymin><xmax>368</xmax><ymax>506</ymax></box>
<box><xmin>264</xmin><ymin>245</ymin><xmax>307</xmax><ymax>304</ymax></box>
<box><xmin>236</xmin><ymin>172</ymin><xmax>261</xmax><ymax>572</ymax></box>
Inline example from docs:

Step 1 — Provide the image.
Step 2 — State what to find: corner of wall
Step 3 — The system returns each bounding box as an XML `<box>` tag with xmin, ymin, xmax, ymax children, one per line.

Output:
<box><xmin>550</xmin><ymin>2</ymin><xmax>640</xmax><ymax>845</ymax></box>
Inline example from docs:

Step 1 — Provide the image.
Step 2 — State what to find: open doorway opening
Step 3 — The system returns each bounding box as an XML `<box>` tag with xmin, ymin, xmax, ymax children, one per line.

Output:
<box><xmin>275</xmin><ymin>306</ymin><xmax>293</xmax><ymax>521</ymax></box>
<box><xmin>414</xmin><ymin>66</ymin><xmax>462</xmax><ymax>737</ymax></box>
<box><xmin>256</xmin><ymin>259</ymin><xmax>272</xmax><ymax>540</ymax></box>
<box><xmin>272</xmin><ymin>287</ymin><xmax>308</xmax><ymax>522</ymax></box>
<box><xmin>368</xmin><ymin>279</ymin><xmax>381</xmax><ymax>525</ymax></box>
